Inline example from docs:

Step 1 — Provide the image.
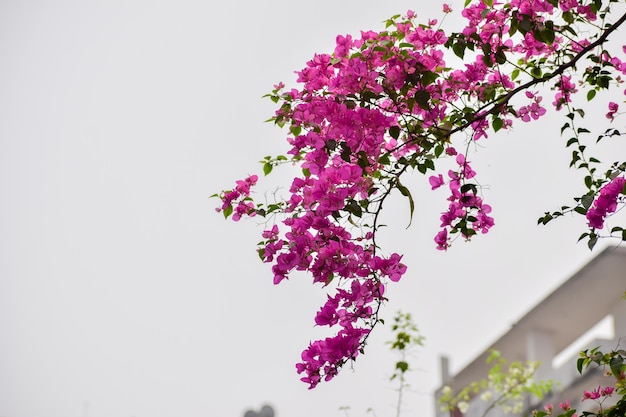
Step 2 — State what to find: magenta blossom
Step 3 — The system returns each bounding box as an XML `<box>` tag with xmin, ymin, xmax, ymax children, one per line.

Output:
<box><xmin>216</xmin><ymin>0</ymin><xmax>626</xmax><ymax>389</ymax></box>
<box><xmin>434</xmin><ymin>229</ymin><xmax>448</xmax><ymax>250</ymax></box>
<box><xmin>606</xmin><ymin>101</ymin><xmax>619</xmax><ymax>121</ymax></box>
<box><xmin>429</xmin><ymin>174</ymin><xmax>445</xmax><ymax>190</ymax></box>
<box><xmin>582</xmin><ymin>386</ymin><xmax>602</xmax><ymax>401</ymax></box>
<box><xmin>586</xmin><ymin>176</ymin><xmax>625</xmax><ymax>229</ymax></box>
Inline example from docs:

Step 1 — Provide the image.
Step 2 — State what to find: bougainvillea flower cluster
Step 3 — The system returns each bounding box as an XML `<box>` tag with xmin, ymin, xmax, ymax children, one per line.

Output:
<box><xmin>215</xmin><ymin>0</ymin><xmax>626</xmax><ymax>387</ymax></box>
<box><xmin>586</xmin><ymin>176</ymin><xmax>625</xmax><ymax>229</ymax></box>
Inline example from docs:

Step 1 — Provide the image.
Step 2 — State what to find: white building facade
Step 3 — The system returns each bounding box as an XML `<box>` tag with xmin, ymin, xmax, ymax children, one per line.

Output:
<box><xmin>434</xmin><ymin>246</ymin><xmax>626</xmax><ymax>417</ymax></box>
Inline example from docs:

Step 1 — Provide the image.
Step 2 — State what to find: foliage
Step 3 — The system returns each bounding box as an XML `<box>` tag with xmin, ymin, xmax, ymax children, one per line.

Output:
<box><xmin>340</xmin><ymin>311</ymin><xmax>424</xmax><ymax>417</ymax></box>
<box><xmin>214</xmin><ymin>0</ymin><xmax>626</xmax><ymax>388</ymax></box>
<box><xmin>387</xmin><ymin>311</ymin><xmax>424</xmax><ymax>417</ymax></box>
<box><xmin>350</xmin><ymin>316</ymin><xmax>625</xmax><ymax>417</ymax></box>
<box><xmin>532</xmin><ymin>346</ymin><xmax>626</xmax><ymax>417</ymax></box>
<box><xmin>439</xmin><ymin>350</ymin><xmax>553</xmax><ymax>416</ymax></box>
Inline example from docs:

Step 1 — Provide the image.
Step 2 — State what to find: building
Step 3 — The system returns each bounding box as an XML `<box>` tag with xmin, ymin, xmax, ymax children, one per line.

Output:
<box><xmin>434</xmin><ymin>245</ymin><xmax>626</xmax><ymax>417</ymax></box>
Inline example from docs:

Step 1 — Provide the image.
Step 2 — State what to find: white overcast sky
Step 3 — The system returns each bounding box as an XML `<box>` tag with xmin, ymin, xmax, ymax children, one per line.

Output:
<box><xmin>1</xmin><ymin>1</ymin><xmax>625</xmax><ymax>417</ymax></box>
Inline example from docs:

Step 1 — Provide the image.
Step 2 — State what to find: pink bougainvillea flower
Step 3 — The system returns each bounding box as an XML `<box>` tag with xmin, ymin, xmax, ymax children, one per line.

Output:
<box><xmin>582</xmin><ymin>386</ymin><xmax>602</xmax><ymax>401</ymax></box>
<box><xmin>434</xmin><ymin>229</ymin><xmax>448</xmax><ymax>250</ymax></box>
<box><xmin>606</xmin><ymin>101</ymin><xmax>619</xmax><ymax>121</ymax></box>
<box><xmin>217</xmin><ymin>0</ymin><xmax>626</xmax><ymax>389</ymax></box>
<box><xmin>429</xmin><ymin>174</ymin><xmax>445</xmax><ymax>190</ymax></box>
<box><xmin>586</xmin><ymin>176</ymin><xmax>625</xmax><ymax>229</ymax></box>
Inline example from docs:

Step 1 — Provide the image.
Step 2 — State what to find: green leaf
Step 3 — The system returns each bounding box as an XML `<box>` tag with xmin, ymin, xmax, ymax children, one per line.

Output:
<box><xmin>414</xmin><ymin>89</ymin><xmax>431</xmax><ymax>110</ymax></box>
<box><xmin>587</xmin><ymin>89</ymin><xmax>597</xmax><ymax>101</ymax></box>
<box><xmin>570</xmin><ymin>150</ymin><xmax>580</xmax><ymax>168</ymax></box>
<box><xmin>340</xmin><ymin>143</ymin><xmax>352</xmax><ymax>163</ymax></box>
<box><xmin>495</xmin><ymin>47</ymin><xmax>507</xmax><ymax>64</ymax></box>
<box><xmin>356</xmin><ymin>150</ymin><xmax>369</xmax><ymax>171</ymax></box>
<box><xmin>420</xmin><ymin>71</ymin><xmax>439</xmax><ymax>87</ymax></box>
<box><xmin>598</xmin><ymin>76</ymin><xmax>610</xmax><ymax>89</ymax></box>
<box><xmin>263</xmin><ymin>163</ymin><xmax>273</xmax><ymax>176</ymax></box>
<box><xmin>508</xmin><ymin>17</ymin><xmax>518</xmax><ymax>36</ymax></box>
<box><xmin>405</xmin><ymin>97</ymin><xmax>415</xmax><ymax>112</ymax></box>
<box><xmin>581</xmin><ymin>194</ymin><xmax>595</xmax><ymax>209</ymax></box>
<box><xmin>396</xmin><ymin>361</ymin><xmax>409</xmax><ymax>373</ymax></box>
<box><xmin>492</xmin><ymin>117</ymin><xmax>504</xmax><ymax>132</ymax></box>
<box><xmin>518</xmin><ymin>18</ymin><xmax>532</xmax><ymax>34</ymax></box>
<box><xmin>561</xmin><ymin>122</ymin><xmax>571</xmax><ymax>134</ymax></box>
<box><xmin>290</xmin><ymin>125</ymin><xmax>302</xmax><ymax>136</ymax></box>
<box><xmin>538</xmin><ymin>213</ymin><xmax>553</xmax><ymax>225</ymax></box>
<box><xmin>452</xmin><ymin>41</ymin><xmax>466</xmax><ymax>59</ymax></box>
<box><xmin>223</xmin><ymin>204</ymin><xmax>233</xmax><ymax>219</ymax></box>
<box><xmin>563</xmin><ymin>11</ymin><xmax>574</xmax><ymax>24</ymax></box>
<box><xmin>482</xmin><ymin>54</ymin><xmax>494</xmax><ymax>67</ymax></box>
<box><xmin>609</xmin><ymin>355</ymin><xmax>624</xmax><ymax>378</ymax></box>
<box><xmin>361</xmin><ymin>89</ymin><xmax>378</xmax><ymax>103</ymax></box>
<box><xmin>588</xmin><ymin>233</ymin><xmax>598</xmax><ymax>250</ymax></box>
<box><xmin>562</xmin><ymin>24</ymin><xmax>576</xmax><ymax>37</ymax></box>
<box><xmin>541</xmin><ymin>27</ymin><xmax>555</xmax><ymax>44</ymax></box>
<box><xmin>344</xmin><ymin>200</ymin><xmax>363</xmax><ymax>218</ymax></box>
<box><xmin>396</xmin><ymin>179</ymin><xmax>415</xmax><ymax>227</ymax></box>
<box><xmin>389</xmin><ymin>125</ymin><xmax>401</xmax><ymax>139</ymax></box>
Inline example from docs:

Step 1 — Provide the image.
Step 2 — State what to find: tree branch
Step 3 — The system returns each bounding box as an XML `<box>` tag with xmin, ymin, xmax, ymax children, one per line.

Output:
<box><xmin>451</xmin><ymin>10</ymin><xmax>626</xmax><ymax>136</ymax></box>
